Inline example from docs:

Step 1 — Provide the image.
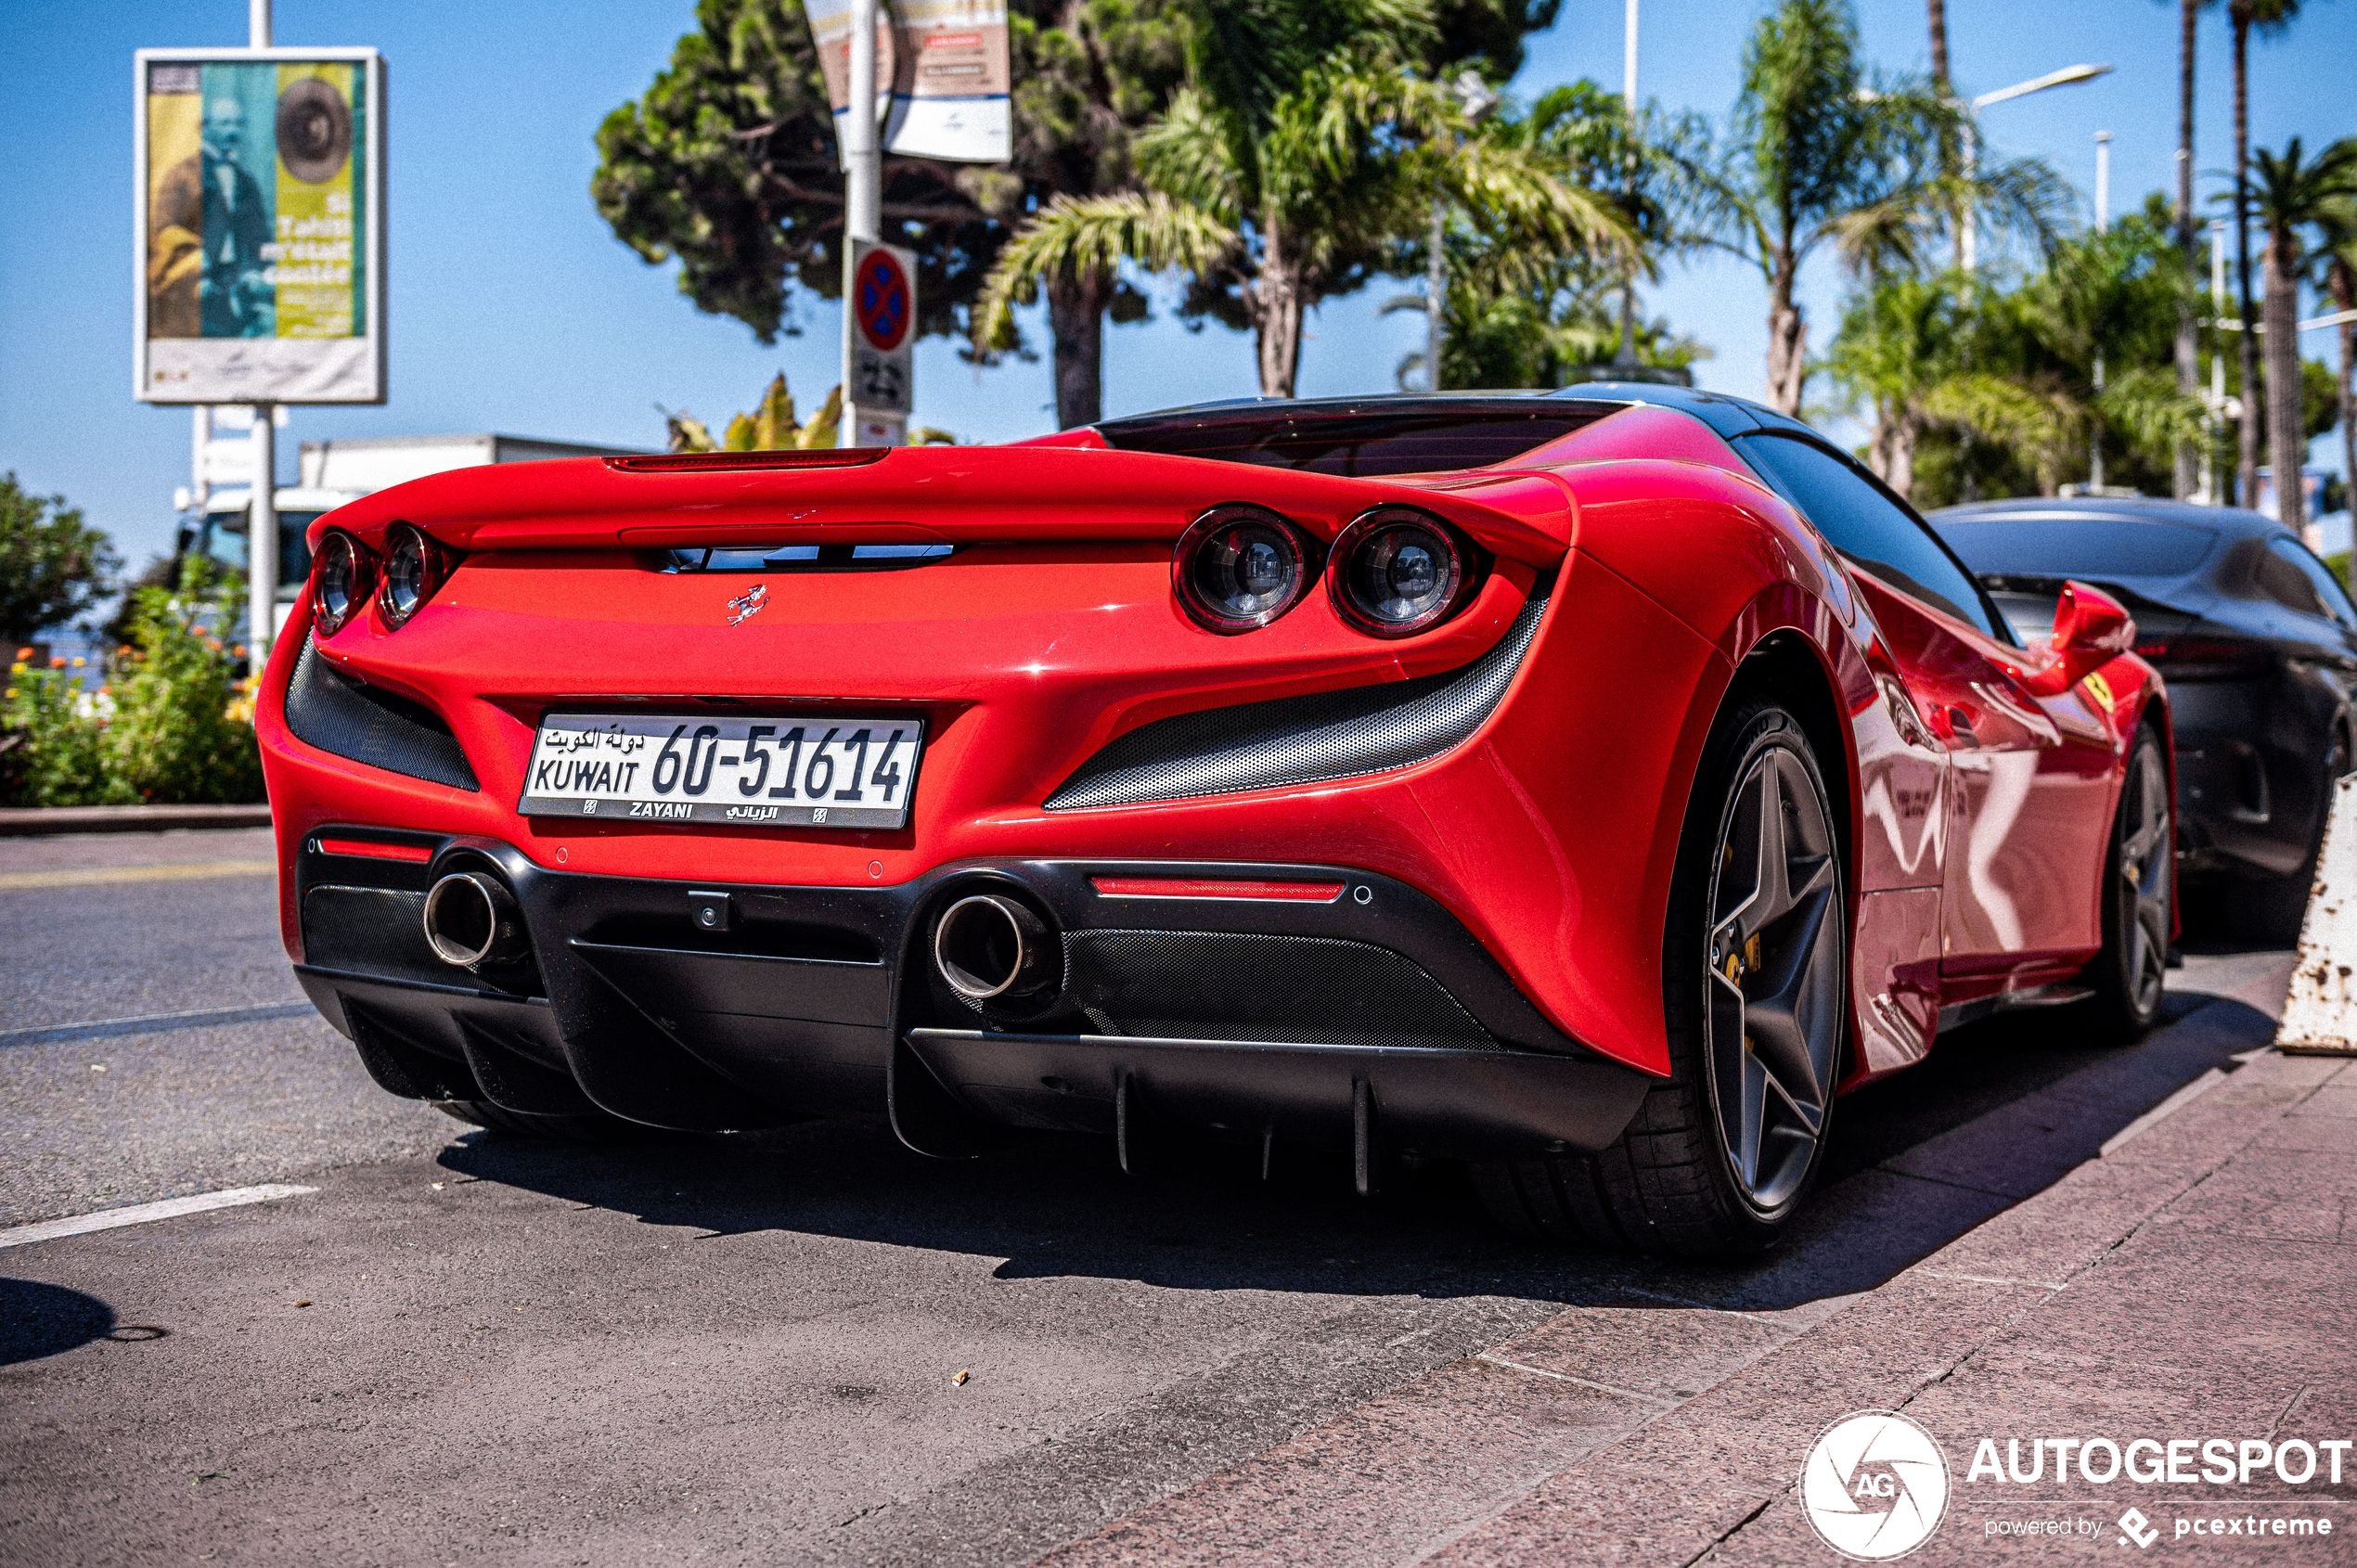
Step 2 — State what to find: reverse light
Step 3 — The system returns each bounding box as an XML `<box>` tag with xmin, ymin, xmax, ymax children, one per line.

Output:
<box><xmin>1175</xmin><ymin>506</ymin><xmax>1316</xmax><ymax>633</ymax></box>
<box><xmin>377</xmin><ymin>523</ymin><xmax>459</xmax><ymax>630</ymax></box>
<box><xmin>311</xmin><ymin>530</ymin><xmax>374</xmax><ymax>636</ymax></box>
<box><xmin>1331</xmin><ymin>507</ymin><xmax>1469</xmax><ymax>636</ymax></box>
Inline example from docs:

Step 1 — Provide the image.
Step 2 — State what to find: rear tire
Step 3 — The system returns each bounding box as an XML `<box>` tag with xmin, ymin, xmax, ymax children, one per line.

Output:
<box><xmin>2083</xmin><ymin>725</ymin><xmax>2172</xmax><ymax>1042</ymax></box>
<box><xmin>1475</xmin><ymin>700</ymin><xmax>1848</xmax><ymax>1259</ymax></box>
<box><xmin>433</xmin><ymin>1099</ymin><xmax>671</xmax><ymax>1142</ymax></box>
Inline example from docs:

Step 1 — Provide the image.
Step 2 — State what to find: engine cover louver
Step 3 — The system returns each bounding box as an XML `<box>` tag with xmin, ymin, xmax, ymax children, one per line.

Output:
<box><xmin>284</xmin><ymin>638</ymin><xmax>481</xmax><ymax>792</ymax></box>
<box><xmin>1044</xmin><ymin>581</ymin><xmax>1552</xmax><ymax>811</ymax></box>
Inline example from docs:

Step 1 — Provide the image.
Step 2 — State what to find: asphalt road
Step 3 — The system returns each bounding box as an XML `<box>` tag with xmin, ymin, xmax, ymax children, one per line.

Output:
<box><xmin>0</xmin><ymin>829</ymin><xmax>2306</xmax><ymax>1565</ymax></box>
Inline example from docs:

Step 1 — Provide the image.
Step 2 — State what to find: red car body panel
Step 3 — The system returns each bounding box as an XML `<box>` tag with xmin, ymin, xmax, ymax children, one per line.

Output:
<box><xmin>257</xmin><ymin>396</ymin><xmax>2166</xmax><ymax>1119</ymax></box>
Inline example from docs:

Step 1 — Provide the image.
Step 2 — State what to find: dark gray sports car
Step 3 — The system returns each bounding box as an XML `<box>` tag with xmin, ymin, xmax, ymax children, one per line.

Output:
<box><xmin>1930</xmin><ymin>496</ymin><xmax>2357</xmax><ymax>937</ymax></box>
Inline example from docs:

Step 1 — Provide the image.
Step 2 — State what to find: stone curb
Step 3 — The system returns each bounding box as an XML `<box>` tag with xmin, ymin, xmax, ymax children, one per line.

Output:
<box><xmin>0</xmin><ymin>803</ymin><xmax>271</xmax><ymax>836</ymax></box>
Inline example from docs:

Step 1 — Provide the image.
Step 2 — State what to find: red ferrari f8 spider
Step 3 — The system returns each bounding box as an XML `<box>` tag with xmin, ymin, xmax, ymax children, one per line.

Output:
<box><xmin>260</xmin><ymin>384</ymin><xmax>2171</xmax><ymax>1258</ymax></box>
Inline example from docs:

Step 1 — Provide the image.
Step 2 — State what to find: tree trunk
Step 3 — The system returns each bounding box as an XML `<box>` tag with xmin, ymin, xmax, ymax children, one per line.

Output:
<box><xmin>1251</xmin><ymin>213</ymin><xmax>1305</xmax><ymax>398</ymax></box>
<box><xmin>2233</xmin><ymin>9</ymin><xmax>2260</xmax><ymax>508</ymax></box>
<box><xmin>2263</xmin><ymin>225</ymin><xmax>2306</xmax><ymax>533</ymax></box>
<box><xmin>2173</xmin><ymin>0</ymin><xmax>2200</xmax><ymax>501</ymax></box>
<box><xmin>1874</xmin><ymin>406</ymin><xmax>1920</xmax><ymax>503</ymax></box>
<box><xmin>1764</xmin><ymin>254</ymin><xmax>1808</xmax><ymax>417</ymax></box>
<box><xmin>1046</xmin><ymin>273</ymin><xmax>1111</xmax><ymax>430</ymax></box>
<box><xmin>1926</xmin><ymin>0</ymin><xmax>1950</xmax><ymax>89</ymax></box>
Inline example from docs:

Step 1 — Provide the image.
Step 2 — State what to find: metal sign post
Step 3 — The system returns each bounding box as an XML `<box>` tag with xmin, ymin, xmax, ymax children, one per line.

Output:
<box><xmin>817</xmin><ymin>0</ymin><xmax>1007</xmax><ymax>445</ymax></box>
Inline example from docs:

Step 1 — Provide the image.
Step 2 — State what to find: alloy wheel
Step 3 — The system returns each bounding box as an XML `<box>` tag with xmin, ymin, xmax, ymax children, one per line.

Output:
<box><xmin>1704</xmin><ymin>744</ymin><xmax>1845</xmax><ymax>1212</ymax></box>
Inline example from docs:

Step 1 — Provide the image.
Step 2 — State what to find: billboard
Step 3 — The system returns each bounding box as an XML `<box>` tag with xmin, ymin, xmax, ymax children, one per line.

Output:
<box><xmin>808</xmin><ymin>0</ymin><xmax>1011</xmax><ymax>164</ymax></box>
<box><xmin>135</xmin><ymin>48</ymin><xmax>385</xmax><ymax>405</ymax></box>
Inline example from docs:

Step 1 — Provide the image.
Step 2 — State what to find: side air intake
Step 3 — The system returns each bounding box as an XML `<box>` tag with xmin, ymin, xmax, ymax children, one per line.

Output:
<box><xmin>284</xmin><ymin>637</ymin><xmax>481</xmax><ymax>792</ymax></box>
<box><xmin>1044</xmin><ymin>581</ymin><xmax>1552</xmax><ymax>811</ymax></box>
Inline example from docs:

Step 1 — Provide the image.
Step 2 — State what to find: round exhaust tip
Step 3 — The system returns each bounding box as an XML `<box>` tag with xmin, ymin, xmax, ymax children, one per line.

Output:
<box><xmin>422</xmin><ymin>871</ymin><xmax>528</xmax><ymax>968</ymax></box>
<box><xmin>934</xmin><ymin>893</ymin><xmax>1054</xmax><ymax>1002</ymax></box>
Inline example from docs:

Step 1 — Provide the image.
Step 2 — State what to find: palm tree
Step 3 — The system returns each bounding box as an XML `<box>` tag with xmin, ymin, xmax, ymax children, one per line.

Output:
<box><xmin>1702</xmin><ymin>0</ymin><xmax>2065</xmax><ymax>417</ymax></box>
<box><xmin>2167</xmin><ymin>0</ymin><xmax>2219</xmax><ymax>499</ymax></box>
<box><xmin>2246</xmin><ymin>138</ymin><xmax>2357</xmax><ymax>531</ymax></box>
<box><xmin>1385</xmin><ymin>82</ymin><xmax>1707</xmax><ymax>391</ymax></box>
<box><xmin>2226</xmin><ymin>0</ymin><xmax>2313</xmax><ymax>505</ymax></box>
<box><xmin>975</xmin><ymin>0</ymin><xmax>1629</xmax><ymax>396</ymax></box>
<box><xmin>2315</xmin><ymin>184</ymin><xmax>2357</xmax><ymax>525</ymax></box>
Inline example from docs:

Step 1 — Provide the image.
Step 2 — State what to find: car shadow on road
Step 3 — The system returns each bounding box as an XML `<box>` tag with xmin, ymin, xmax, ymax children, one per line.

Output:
<box><xmin>435</xmin><ymin>986</ymin><xmax>2280</xmax><ymax>1317</ymax></box>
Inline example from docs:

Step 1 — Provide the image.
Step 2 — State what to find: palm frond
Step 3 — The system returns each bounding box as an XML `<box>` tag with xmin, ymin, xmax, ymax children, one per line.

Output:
<box><xmin>972</xmin><ymin>191</ymin><xmax>1240</xmax><ymax>353</ymax></box>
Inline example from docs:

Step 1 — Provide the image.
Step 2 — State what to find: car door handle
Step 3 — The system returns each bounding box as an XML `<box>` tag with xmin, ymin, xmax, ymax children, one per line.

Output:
<box><xmin>1945</xmin><ymin>707</ymin><xmax>1977</xmax><ymax>744</ymax></box>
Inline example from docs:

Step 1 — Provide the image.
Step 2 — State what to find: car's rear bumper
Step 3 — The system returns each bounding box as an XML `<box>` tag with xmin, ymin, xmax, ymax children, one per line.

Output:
<box><xmin>291</xmin><ymin>829</ymin><xmax>1652</xmax><ymax>1164</ymax></box>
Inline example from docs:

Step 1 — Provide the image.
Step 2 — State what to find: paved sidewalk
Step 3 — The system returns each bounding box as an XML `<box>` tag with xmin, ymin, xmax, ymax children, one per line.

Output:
<box><xmin>1038</xmin><ymin>1009</ymin><xmax>2357</xmax><ymax>1565</ymax></box>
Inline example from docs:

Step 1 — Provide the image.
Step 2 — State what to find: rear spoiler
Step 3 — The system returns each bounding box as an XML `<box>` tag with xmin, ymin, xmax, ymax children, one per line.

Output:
<box><xmin>306</xmin><ymin>445</ymin><xmax>1576</xmax><ymax>570</ymax></box>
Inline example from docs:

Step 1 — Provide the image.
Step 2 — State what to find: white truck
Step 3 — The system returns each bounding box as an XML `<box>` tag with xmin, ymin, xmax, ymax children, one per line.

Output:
<box><xmin>175</xmin><ymin>433</ymin><xmax>649</xmax><ymax>634</ymax></box>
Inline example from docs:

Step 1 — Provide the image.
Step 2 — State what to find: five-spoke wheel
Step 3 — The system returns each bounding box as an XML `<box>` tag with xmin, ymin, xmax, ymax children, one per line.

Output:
<box><xmin>1474</xmin><ymin>698</ymin><xmax>1848</xmax><ymax>1258</ymax></box>
<box><xmin>1704</xmin><ymin>740</ymin><xmax>1846</xmax><ymax>1211</ymax></box>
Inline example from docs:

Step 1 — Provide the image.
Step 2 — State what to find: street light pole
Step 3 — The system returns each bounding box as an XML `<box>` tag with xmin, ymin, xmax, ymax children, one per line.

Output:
<box><xmin>1615</xmin><ymin>0</ymin><xmax>1640</xmax><ymax>367</ymax></box>
<box><xmin>2092</xmin><ymin>131</ymin><xmax>2112</xmax><ymax>492</ymax></box>
<box><xmin>839</xmin><ymin>0</ymin><xmax>882</xmax><ymax>443</ymax></box>
<box><xmin>247</xmin><ymin>0</ymin><xmax>276</xmax><ymax>662</ymax></box>
<box><xmin>1957</xmin><ymin>63</ymin><xmax>2112</xmax><ymax>275</ymax></box>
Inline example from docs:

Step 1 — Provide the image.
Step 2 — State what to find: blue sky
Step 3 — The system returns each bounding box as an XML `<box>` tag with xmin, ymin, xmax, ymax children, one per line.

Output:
<box><xmin>3</xmin><ymin>0</ymin><xmax>2352</xmax><ymax>567</ymax></box>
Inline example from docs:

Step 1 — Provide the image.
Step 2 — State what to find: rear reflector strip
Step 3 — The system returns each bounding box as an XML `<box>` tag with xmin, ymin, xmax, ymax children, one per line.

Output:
<box><xmin>1089</xmin><ymin>877</ymin><xmax>1346</xmax><ymax>903</ymax></box>
<box><xmin>314</xmin><ymin>837</ymin><xmax>434</xmax><ymax>864</ymax></box>
<box><xmin>606</xmin><ymin>449</ymin><xmax>889</xmax><ymax>473</ymax></box>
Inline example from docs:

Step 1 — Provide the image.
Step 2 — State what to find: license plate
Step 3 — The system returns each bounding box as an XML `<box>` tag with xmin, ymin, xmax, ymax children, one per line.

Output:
<box><xmin>519</xmin><ymin>713</ymin><xmax>925</xmax><ymax>829</ymax></box>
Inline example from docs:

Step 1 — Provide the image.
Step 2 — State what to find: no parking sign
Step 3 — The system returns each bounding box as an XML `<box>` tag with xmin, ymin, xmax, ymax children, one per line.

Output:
<box><xmin>845</xmin><ymin>238</ymin><xmax>915</xmax><ymax>443</ymax></box>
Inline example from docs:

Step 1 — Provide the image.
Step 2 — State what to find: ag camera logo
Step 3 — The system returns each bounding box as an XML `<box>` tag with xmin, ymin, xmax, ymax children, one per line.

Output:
<box><xmin>1801</xmin><ymin>1410</ymin><xmax>1951</xmax><ymax>1561</ymax></box>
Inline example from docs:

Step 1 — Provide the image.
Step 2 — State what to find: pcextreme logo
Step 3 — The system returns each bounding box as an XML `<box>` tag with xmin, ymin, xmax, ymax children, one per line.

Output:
<box><xmin>1801</xmin><ymin>1410</ymin><xmax>1952</xmax><ymax>1561</ymax></box>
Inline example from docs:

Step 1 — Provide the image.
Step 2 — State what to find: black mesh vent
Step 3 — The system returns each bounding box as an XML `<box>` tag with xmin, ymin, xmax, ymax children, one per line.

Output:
<box><xmin>1046</xmin><ymin>581</ymin><xmax>1551</xmax><ymax>811</ymax></box>
<box><xmin>284</xmin><ymin>637</ymin><xmax>480</xmax><ymax>792</ymax></box>
<box><xmin>1062</xmin><ymin>929</ymin><xmax>1498</xmax><ymax>1049</ymax></box>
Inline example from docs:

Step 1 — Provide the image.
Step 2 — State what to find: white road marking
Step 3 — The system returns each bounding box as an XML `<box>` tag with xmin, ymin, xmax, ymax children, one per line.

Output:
<box><xmin>0</xmin><ymin>1184</ymin><xmax>316</xmax><ymax>1251</ymax></box>
<box><xmin>0</xmin><ymin>859</ymin><xmax>275</xmax><ymax>891</ymax></box>
<box><xmin>1</xmin><ymin>1000</ymin><xmax>316</xmax><ymax>1049</ymax></box>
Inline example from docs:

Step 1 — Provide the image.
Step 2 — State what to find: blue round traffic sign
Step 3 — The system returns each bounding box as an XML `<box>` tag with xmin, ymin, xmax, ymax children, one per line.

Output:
<box><xmin>855</xmin><ymin>250</ymin><xmax>911</xmax><ymax>353</ymax></box>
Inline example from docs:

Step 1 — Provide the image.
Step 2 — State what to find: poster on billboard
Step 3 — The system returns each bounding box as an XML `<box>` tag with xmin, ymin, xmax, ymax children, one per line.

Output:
<box><xmin>807</xmin><ymin>0</ymin><xmax>1011</xmax><ymax>165</ymax></box>
<box><xmin>135</xmin><ymin>48</ymin><xmax>385</xmax><ymax>405</ymax></box>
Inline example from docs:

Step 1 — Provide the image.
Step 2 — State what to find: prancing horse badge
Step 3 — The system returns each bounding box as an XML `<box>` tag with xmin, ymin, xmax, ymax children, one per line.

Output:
<box><xmin>727</xmin><ymin>583</ymin><xmax>768</xmax><ymax>625</ymax></box>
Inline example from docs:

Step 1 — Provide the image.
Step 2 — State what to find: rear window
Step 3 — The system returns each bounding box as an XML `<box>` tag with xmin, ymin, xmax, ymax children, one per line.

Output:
<box><xmin>1932</xmin><ymin>515</ymin><xmax>2218</xmax><ymax>578</ymax></box>
<box><xmin>1097</xmin><ymin>403</ymin><xmax>1619</xmax><ymax>477</ymax></box>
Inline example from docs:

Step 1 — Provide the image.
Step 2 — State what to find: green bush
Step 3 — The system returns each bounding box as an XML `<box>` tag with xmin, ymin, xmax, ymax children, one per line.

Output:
<box><xmin>2</xmin><ymin>660</ymin><xmax>120</xmax><ymax>807</ymax></box>
<box><xmin>2</xmin><ymin>559</ymin><xmax>264</xmax><ymax>807</ymax></box>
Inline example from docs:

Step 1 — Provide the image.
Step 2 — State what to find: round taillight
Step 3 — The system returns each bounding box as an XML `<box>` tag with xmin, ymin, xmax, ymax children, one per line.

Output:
<box><xmin>377</xmin><ymin>523</ymin><xmax>456</xmax><ymax>630</ymax></box>
<box><xmin>312</xmin><ymin>530</ymin><xmax>374</xmax><ymax>636</ymax></box>
<box><xmin>1175</xmin><ymin>506</ymin><xmax>1314</xmax><ymax>633</ymax></box>
<box><xmin>1331</xmin><ymin>508</ymin><xmax>1471</xmax><ymax>636</ymax></box>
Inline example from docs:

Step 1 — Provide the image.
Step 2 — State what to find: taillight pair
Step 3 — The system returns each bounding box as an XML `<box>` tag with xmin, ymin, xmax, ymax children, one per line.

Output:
<box><xmin>312</xmin><ymin>523</ymin><xmax>458</xmax><ymax>636</ymax></box>
<box><xmin>1175</xmin><ymin>504</ymin><xmax>1472</xmax><ymax>637</ymax></box>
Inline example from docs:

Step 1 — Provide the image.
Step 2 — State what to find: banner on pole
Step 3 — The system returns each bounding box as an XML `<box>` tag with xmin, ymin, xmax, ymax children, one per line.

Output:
<box><xmin>808</xmin><ymin>0</ymin><xmax>1011</xmax><ymax>165</ymax></box>
<box><xmin>135</xmin><ymin>47</ymin><xmax>385</xmax><ymax>405</ymax></box>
